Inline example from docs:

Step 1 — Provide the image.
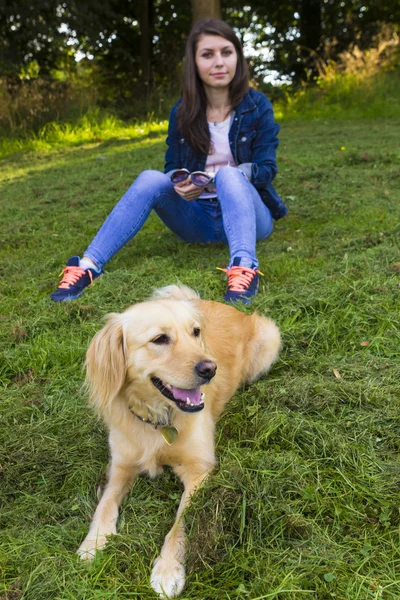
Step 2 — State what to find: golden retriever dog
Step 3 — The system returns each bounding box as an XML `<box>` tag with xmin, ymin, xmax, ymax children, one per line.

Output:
<box><xmin>77</xmin><ymin>285</ymin><xmax>281</xmax><ymax>598</ymax></box>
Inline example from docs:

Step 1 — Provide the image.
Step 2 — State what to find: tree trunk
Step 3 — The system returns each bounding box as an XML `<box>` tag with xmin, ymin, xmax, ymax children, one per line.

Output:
<box><xmin>298</xmin><ymin>0</ymin><xmax>322</xmax><ymax>78</ymax></box>
<box><xmin>191</xmin><ymin>0</ymin><xmax>221</xmax><ymax>24</ymax></box>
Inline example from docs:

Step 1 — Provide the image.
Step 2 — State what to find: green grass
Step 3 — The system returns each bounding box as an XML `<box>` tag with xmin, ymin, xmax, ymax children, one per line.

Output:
<box><xmin>0</xmin><ymin>110</ymin><xmax>168</xmax><ymax>160</ymax></box>
<box><xmin>274</xmin><ymin>73</ymin><xmax>400</xmax><ymax>122</ymax></box>
<box><xmin>1</xmin><ymin>115</ymin><xmax>400</xmax><ymax>600</ymax></box>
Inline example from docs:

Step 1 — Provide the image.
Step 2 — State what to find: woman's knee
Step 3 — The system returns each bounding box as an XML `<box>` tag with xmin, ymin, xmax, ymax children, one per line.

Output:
<box><xmin>215</xmin><ymin>166</ymin><xmax>249</xmax><ymax>193</ymax></box>
<box><xmin>215</xmin><ymin>166</ymin><xmax>253</xmax><ymax>207</ymax></box>
<box><xmin>136</xmin><ymin>169</ymin><xmax>171</xmax><ymax>188</ymax></box>
<box><xmin>215</xmin><ymin>164</ymin><xmax>240</xmax><ymax>183</ymax></box>
<box><xmin>126</xmin><ymin>170</ymin><xmax>173</xmax><ymax>203</ymax></box>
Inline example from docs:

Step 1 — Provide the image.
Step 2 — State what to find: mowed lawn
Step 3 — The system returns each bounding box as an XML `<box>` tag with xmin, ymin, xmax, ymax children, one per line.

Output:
<box><xmin>1</xmin><ymin>116</ymin><xmax>400</xmax><ymax>600</ymax></box>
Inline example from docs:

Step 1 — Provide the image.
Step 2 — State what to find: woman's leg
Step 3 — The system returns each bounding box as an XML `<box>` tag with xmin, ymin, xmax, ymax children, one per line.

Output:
<box><xmin>51</xmin><ymin>170</ymin><xmax>222</xmax><ymax>301</ymax></box>
<box><xmin>85</xmin><ymin>170</ymin><xmax>223</xmax><ymax>269</ymax></box>
<box><xmin>214</xmin><ymin>165</ymin><xmax>274</xmax><ymax>268</ymax></box>
<box><xmin>85</xmin><ymin>170</ymin><xmax>176</xmax><ymax>268</ymax></box>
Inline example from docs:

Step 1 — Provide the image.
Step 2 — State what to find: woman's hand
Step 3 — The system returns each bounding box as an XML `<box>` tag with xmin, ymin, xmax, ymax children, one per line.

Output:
<box><xmin>174</xmin><ymin>180</ymin><xmax>204</xmax><ymax>201</ymax></box>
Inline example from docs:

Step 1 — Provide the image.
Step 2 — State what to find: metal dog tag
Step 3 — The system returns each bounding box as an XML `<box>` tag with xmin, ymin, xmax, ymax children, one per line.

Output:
<box><xmin>161</xmin><ymin>426</ymin><xmax>178</xmax><ymax>445</ymax></box>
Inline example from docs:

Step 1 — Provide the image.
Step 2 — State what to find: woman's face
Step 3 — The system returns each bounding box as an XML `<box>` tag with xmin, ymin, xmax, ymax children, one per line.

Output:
<box><xmin>195</xmin><ymin>34</ymin><xmax>238</xmax><ymax>90</ymax></box>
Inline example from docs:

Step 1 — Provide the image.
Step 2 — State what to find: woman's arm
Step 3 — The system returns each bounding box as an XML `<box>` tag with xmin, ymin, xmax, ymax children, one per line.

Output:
<box><xmin>163</xmin><ymin>102</ymin><xmax>204</xmax><ymax>201</ymax></box>
<box><xmin>164</xmin><ymin>103</ymin><xmax>182</xmax><ymax>174</ymax></box>
<box><xmin>238</xmin><ymin>94</ymin><xmax>280</xmax><ymax>189</ymax></box>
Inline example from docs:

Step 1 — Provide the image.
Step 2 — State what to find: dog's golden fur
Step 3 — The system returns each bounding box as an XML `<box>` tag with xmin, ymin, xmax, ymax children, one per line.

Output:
<box><xmin>78</xmin><ymin>285</ymin><xmax>281</xmax><ymax>597</ymax></box>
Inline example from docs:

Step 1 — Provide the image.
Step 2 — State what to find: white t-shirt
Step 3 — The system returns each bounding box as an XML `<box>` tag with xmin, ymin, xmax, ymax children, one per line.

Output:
<box><xmin>198</xmin><ymin>115</ymin><xmax>236</xmax><ymax>199</ymax></box>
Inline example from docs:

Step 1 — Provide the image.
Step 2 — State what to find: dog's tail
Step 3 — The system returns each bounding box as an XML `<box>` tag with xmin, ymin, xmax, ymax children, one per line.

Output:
<box><xmin>151</xmin><ymin>284</ymin><xmax>200</xmax><ymax>302</ymax></box>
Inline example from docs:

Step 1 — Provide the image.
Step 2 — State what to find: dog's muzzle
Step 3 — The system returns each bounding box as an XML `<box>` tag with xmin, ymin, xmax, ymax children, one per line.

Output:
<box><xmin>151</xmin><ymin>361</ymin><xmax>217</xmax><ymax>413</ymax></box>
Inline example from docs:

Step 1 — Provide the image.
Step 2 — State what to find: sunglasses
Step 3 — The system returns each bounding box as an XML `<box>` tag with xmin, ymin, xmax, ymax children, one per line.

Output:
<box><xmin>170</xmin><ymin>168</ymin><xmax>214</xmax><ymax>188</ymax></box>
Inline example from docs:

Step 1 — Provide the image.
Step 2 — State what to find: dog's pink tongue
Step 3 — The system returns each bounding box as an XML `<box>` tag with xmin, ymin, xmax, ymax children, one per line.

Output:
<box><xmin>171</xmin><ymin>386</ymin><xmax>202</xmax><ymax>405</ymax></box>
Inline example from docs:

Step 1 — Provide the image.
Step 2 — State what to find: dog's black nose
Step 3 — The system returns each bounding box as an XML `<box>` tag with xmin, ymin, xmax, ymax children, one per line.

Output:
<box><xmin>195</xmin><ymin>360</ymin><xmax>217</xmax><ymax>381</ymax></box>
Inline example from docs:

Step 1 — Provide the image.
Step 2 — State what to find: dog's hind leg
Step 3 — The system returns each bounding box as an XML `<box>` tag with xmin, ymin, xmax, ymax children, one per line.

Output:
<box><xmin>244</xmin><ymin>314</ymin><xmax>281</xmax><ymax>383</ymax></box>
<box><xmin>77</xmin><ymin>461</ymin><xmax>138</xmax><ymax>560</ymax></box>
<box><xmin>150</xmin><ymin>464</ymin><xmax>212</xmax><ymax>598</ymax></box>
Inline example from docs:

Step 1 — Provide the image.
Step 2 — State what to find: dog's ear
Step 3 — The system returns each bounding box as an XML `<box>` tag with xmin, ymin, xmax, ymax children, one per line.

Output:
<box><xmin>85</xmin><ymin>313</ymin><xmax>126</xmax><ymax>415</ymax></box>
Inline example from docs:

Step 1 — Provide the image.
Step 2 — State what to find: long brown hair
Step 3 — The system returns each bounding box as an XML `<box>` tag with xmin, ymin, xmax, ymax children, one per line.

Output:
<box><xmin>177</xmin><ymin>19</ymin><xmax>249</xmax><ymax>156</ymax></box>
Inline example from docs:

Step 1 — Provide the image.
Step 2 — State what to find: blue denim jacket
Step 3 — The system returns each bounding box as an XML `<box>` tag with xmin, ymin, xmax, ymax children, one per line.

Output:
<box><xmin>164</xmin><ymin>88</ymin><xmax>288</xmax><ymax>220</ymax></box>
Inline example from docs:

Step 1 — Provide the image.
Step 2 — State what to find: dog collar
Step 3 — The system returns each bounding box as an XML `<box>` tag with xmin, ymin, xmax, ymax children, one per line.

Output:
<box><xmin>128</xmin><ymin>407</ymin><xmax>178</xmax><ymax>445</ymax></box>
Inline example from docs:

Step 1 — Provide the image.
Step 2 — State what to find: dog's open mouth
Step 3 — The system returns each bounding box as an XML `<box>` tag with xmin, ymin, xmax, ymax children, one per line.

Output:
<box><xmin>151</xmin><ymin>377</ymin><xmax>205</xmax><ymax>413</ymax></box>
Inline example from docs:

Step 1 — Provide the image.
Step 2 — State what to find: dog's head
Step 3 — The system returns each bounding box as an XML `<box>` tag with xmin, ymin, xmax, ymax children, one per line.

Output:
<box><xmin>85</xmin><ymin>297</ymin><xmax>216</xmax><ymax>418</ymax></box>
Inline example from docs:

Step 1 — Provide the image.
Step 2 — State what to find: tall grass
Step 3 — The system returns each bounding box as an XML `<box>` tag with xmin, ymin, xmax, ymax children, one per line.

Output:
<box><xmin>0</xmin><ymin>73</ymin><xmax>97</xmax><ymax>134</ymax></box>
<box><xmin>1</xmin><ymin>66</ymin><xmax>398</xmax><ymax>161</ymax></box>
<box><xmin>275</xmin><ymin>25</ymin><xmax>400</xmax><ymax>121</ymax></box>
<box><xmin>275</xmin><ymin>70</ymin><xmax>400</xmax><ymax>121</ymax></box>
<box><xmin>275</xmin><ymin>73</ymin><xmax>400</xmax><ymax>121</ymax></box>
<box><xmin>0</xmin><ymin>110</ymin><xmax>168</xmax><ymax>159</ymax></box>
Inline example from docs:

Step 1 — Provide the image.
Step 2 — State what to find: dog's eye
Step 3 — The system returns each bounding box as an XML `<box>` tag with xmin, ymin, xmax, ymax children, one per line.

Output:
<box><xmin>193</xmin><ymin>328</ymin><xmax>201</xmax><ymax>337</ymax></box>
<box><xmin>151</xmin><ymin>334</ymin><xmax>170</xmax><ymax>345</ymax></box>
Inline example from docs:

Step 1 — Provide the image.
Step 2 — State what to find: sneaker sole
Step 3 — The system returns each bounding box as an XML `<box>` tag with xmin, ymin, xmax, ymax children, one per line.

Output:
<box><xmin>50</xmin><ymin>290</ymin><xmax>85</xmax><ymax>302</ymax></box>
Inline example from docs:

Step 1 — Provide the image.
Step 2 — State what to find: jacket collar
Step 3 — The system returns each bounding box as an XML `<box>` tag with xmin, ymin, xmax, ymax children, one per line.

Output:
<box><xmin>234</xmin><ymin>89</ymin><xmax>257</xmax><ymax>116</ymax></box>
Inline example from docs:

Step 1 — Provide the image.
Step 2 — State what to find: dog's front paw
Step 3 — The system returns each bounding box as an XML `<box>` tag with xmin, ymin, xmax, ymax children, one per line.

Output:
<box><xmin>77</xmin><ymin>534</ymin><xmax>108</xmax><ymax>561</ymax></box>
<box><xmin>150</xmin><ymin>555</ymin><xmax>186</xmax><ymax>598</ymax></box>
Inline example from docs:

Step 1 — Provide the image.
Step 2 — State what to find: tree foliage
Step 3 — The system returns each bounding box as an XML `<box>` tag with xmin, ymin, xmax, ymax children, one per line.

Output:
<box><xmin>225</xmin><ymin>0</ymin><xmax>400</xmax><ymax>82</ymax></box>
<box><xmin>0</xmin><ymin>0</ymin><xmax>399</xmax><ymax>94</ymax></box>
<box><xmin>0</xmin><ymin>1</ymin><xmax>69</xmax><ymax>77</ymax></box>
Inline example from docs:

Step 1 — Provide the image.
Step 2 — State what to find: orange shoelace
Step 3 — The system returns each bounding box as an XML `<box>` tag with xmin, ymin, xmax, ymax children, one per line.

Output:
<box><xmin>58</xmin><ymin>265</ymin><xmax>92</xmax><ymax>289</ymax></box>
<box><xmin>216</xmin><ymin>266</ymin><xmax>264</xmax><ymax>292</ymax></box>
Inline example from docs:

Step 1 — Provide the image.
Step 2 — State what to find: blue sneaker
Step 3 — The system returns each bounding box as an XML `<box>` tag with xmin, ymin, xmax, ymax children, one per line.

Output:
<box><xmin>218</xmin><ymin>257</ymin><xmax>263</xmax><ymax>305</ymax></box>
<box><xmin>50</xmin><ymin>256</ymin><xmax>103</xmax><ymax>302</ymax></box>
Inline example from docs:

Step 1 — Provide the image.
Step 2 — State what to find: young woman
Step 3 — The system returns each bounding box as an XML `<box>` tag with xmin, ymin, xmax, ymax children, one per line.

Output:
<box><xmin>51</xmin><ymin>19</ymin><xmax>287</xmax><ymax>305</ymax></box>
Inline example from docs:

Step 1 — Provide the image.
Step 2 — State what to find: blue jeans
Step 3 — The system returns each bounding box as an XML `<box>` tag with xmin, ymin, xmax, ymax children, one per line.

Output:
<box><xmin>85</xmin><ymin>165</ymin><xmax>273</xmax><ymax>269</ymax></box>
